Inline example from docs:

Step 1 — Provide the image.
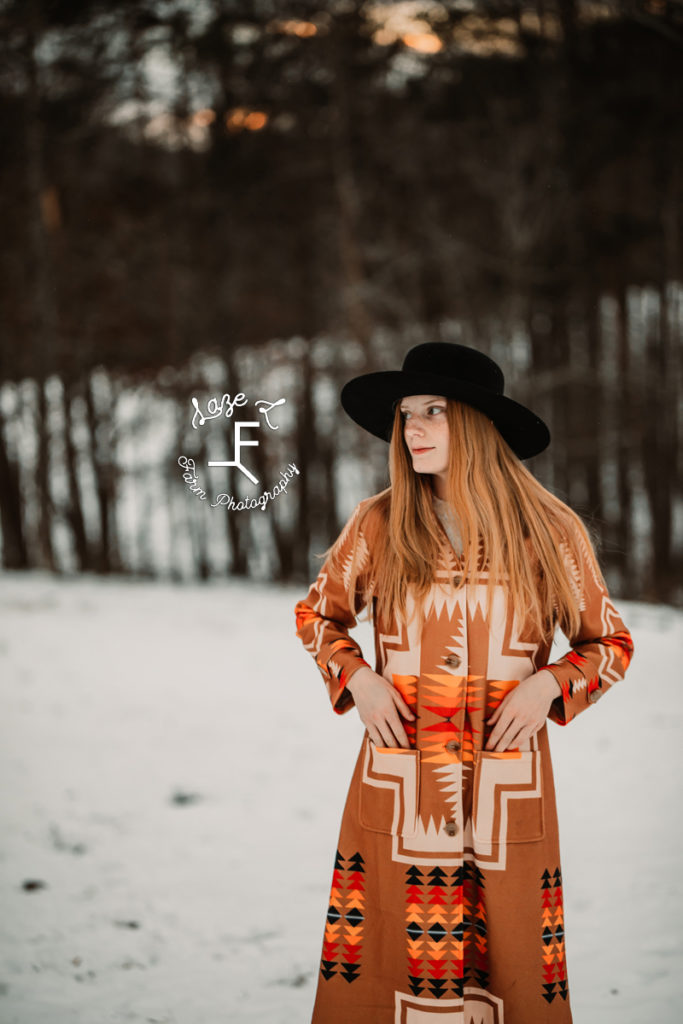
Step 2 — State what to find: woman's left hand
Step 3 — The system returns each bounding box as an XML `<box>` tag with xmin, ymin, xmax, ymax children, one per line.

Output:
<box><xmin>485</xmin><ymin>670</ymin><xmax>562</xmax><ymax>752</ymax></box>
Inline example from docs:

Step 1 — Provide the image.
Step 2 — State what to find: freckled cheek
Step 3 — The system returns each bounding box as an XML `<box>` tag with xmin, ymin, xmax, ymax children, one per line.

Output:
<box><xmin>435</xmin><ymin>424</ymin><xmax>449</xmax><ymax>452</ymax></box>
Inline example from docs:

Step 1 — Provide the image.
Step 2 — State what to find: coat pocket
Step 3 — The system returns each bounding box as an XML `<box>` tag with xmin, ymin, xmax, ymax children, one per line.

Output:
<box><xmin>472</xmin><ymin>749</ymin><xmax>544</xmax><ymax>845</ymax></box>
<box><xmin>358</xmin><ymin>736</ymin><xmax>421</xmax><ymax>838</ymax></box>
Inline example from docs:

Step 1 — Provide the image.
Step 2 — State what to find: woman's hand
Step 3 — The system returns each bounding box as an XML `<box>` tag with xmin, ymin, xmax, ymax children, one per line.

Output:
<box><xmin>345</xmin><ymin>666</ymin><xmax>416</xmax><ymax>748</ymax></box>
<box><xmin>485</xmin><ymin>670</ymin><xmax>562</xmax><ymax>752</ymax></box>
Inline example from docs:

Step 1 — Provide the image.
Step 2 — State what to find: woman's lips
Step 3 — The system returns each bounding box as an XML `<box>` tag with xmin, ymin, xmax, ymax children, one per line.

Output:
<box><xmin>412</xmin><ymin>447</ymin><xmax>433</xmax><ymax>454</ymax></box>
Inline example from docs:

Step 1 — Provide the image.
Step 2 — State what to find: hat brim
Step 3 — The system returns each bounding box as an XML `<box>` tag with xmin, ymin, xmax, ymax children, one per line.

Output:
<box><xmin>340</xmin><ymin>370</ymin><xmax>550</xmax><ymax>459</ymax></box>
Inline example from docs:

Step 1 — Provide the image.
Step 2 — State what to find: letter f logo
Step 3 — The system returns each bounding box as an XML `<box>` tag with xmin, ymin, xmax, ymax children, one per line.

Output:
<box><xmin>207</xmin><ymin>421</ymin><xmax>260</xmax><ymax>484</ymax></box>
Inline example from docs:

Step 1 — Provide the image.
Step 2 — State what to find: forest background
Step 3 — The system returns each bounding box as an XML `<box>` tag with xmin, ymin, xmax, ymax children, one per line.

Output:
<box><xmin>1</xmin><ymin>0</ymin><xmax>681</xmax><ymax>605</ymax></box>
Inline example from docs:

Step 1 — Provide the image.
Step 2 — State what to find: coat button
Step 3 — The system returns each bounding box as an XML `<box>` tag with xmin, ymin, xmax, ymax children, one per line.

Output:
<box><xmin>446</xmin><ymin>739</ymin><xmax>461</xmax><ymax>752</ymax></box>
<box><xmin>588</xmin><ymin>689</ymin><xmax>602</xmax><ymax>704</ymax></box>
<box><xmin>444</xmin><ymin>820</ymin><xmax>458</xmax><ymax>836</ymax></box>
<box><xmin>444</xmin><ymin>654</ymin><xmax>461</xmax><ymax>668</ymax></box>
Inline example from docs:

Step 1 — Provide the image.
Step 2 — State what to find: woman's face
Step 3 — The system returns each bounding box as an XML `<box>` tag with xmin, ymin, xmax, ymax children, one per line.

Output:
<box><xmin>399</xmin><ymin>394</ymin><xmax>450</xmax><ymax>485</ymax></box>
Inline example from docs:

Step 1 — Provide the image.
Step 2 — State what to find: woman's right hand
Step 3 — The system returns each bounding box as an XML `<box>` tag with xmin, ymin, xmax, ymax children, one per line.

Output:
<box><xmin>345</xmin><ymin>666</ymin><xmax>416</xmax><ymax>748</ymax></box>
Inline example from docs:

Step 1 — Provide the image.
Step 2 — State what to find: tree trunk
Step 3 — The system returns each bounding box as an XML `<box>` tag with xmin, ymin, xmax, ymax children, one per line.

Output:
<box><xmin>83</xmin><ymin>371</ymin><xmax>120</xmax><ymax>574</ymax></box>
<box><xmin>24</xmin><ymin>14</ymin><xmax>57</xmax><ymax>570</ymax></box>
<box><xmin>293</xmin><ymin>340</ymin><xmax>314</xmax><ymax>581</ymax></box>
<box><xmin>640</xmin><ymin>293</ymin><xmax>672</xmax><ymax>600</ymax></box>
<box><xmin>223</xmin><ymin>348</ymin><xmax>248</xmax><ymax>577</ymax></box>
<box><xmin>583</xmin><ymin>284</ymin><xmax>603</xmax><ymax>522</ymax></box>
<box><xmin>61</xmin><ymin>376</ymin><xmax>90</xmax><ymax>571</ymax></box>
<box><xmin>0</xmin><ymin>405</ymin><xmax>28</xmax><ymax>569</ymax></box>
<box><xmin>614</xmin><ymin>284</ymin><xmax>633</xmax><ymax>591</ymax></box>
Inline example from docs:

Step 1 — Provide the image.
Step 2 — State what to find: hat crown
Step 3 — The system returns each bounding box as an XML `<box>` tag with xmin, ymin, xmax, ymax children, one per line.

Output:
<box><xmin>402</xmin><ymin>342</ymin><xmax>504</xmax><ymax>395</ymax></box>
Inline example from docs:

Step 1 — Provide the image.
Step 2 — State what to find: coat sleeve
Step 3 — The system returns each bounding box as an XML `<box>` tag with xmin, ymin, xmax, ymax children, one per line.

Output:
<box><xmin>294</xmin><ymin>499</ymin><xmax>377</xmax><ymax>716</ymax></box>
<box><xmin>540</xmin><ymin>521</ymin><xmax>634</xmax><ymax>726</ymax></box>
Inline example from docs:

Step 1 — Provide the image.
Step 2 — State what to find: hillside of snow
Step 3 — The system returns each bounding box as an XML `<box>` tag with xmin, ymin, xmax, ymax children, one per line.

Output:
<box><xmin>0</xmin><ymin>571</ymin><xmax>681</xmax><ymax>1023</ymax></box>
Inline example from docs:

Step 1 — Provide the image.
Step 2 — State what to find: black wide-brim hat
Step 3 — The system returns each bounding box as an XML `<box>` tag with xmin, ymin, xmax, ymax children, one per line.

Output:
<box><xmin>340</xmin><ymin>342</ymin><xmax>550</xmax><ymax>459</ymax></box>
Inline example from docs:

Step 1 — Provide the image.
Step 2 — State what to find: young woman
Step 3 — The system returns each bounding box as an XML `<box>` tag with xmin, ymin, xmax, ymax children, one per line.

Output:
<box><xmin>294</xmin><ymin>342</ymin><xmax>634</xmax><ymax>1023</ymax></box>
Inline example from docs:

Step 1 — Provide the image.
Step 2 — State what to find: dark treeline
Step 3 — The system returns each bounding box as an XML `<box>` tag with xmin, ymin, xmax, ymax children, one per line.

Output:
<box><xmin>0</xmin><ymin>0</ymin><xmax>681</xmax><ymax>603</ymax></box>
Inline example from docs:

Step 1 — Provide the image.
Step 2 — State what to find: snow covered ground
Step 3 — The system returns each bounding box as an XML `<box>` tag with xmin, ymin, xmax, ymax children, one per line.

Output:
<box><xmin>0</xmin><ymin>571</ymin><xmax>681</xmax><ymax>1023</ymax></box>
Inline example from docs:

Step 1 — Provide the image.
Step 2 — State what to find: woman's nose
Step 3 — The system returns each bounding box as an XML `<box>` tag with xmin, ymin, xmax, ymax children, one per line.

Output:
<box><xmin>405</xmin><ymin>416</ymin><xmax>426</xmax><ymax>435</ymax></box>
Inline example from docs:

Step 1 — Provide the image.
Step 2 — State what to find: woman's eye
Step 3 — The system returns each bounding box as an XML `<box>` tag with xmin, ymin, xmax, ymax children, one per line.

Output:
<box><xmin>401</xmin><ymin>407</ymin><xmax>444</xmax><ymax>419</ymax></box>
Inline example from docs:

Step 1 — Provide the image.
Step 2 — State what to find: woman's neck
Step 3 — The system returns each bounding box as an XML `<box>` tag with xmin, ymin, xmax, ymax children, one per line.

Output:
<box><xmin>431</xmin><ymin>473</ymin><xmax>448</xmax><ymax>501</ymax></box>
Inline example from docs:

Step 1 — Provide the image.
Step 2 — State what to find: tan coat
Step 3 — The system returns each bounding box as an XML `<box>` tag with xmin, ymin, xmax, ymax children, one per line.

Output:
<box><xmin>294</xmin><ymin>493</ymin><xmax>634</xmax><ymax>1023</ymax></box>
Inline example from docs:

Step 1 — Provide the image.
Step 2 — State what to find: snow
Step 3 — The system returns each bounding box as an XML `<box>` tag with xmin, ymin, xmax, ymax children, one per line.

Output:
<box><xmin>0</xmin><ymin>572</ymin><xmax>681</xmax><ymax>1023</ymax></box>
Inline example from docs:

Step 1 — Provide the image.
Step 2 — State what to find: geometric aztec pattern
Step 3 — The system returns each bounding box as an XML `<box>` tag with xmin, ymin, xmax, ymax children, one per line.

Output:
<box><xmin>541</xmin><ymin>866</ymin><xmax>568</xmax><ymax>1002</ymax></box>
<box><xmin>404</xmin><ymin>860</ymin><xmax>488</xmax><ymax>999</ymax></box>
<box><xmin>320</xmin><ymin>849</ymin><xmax>365</xmax><ymax>983</ymax></box>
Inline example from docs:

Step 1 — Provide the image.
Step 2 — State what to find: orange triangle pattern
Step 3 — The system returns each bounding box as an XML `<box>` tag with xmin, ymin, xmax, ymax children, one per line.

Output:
<box><xmin>392</xmin><ymin>674</ymin><xmax>419</xmax><ymax>745</ymax></box>
<box><xmin>319</xmin><ymin>849</ymin><xmax>366</xmax><ymax>984</ymax></box>
<box><xmin>540</xmin><ymin>866</ymin><xmax>568</xmax><ymax>1003</ymax></box>
<box><xmin>404</xmin><ymin>861</ymin><xmax>488</xmax><ymax>999</ymax></box>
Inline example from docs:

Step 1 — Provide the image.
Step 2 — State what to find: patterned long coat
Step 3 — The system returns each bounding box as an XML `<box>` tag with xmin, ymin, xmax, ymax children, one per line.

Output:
<box><xmin>294</xmin><ymin>492</ymin><xmax>634</xmax><ymax>1024</ymax></box>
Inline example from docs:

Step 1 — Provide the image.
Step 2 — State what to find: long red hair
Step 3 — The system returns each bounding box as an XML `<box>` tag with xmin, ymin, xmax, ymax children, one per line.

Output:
<box><xmin>325</xmin><ymin>398</ymin><xmax>604</xmax><ymax>643</ymax></box>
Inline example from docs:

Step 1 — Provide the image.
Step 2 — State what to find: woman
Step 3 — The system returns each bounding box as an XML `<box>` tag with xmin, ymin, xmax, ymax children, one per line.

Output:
<box><xmin>294</xmin><ymin>342</ymin><xmax>634</xmax><ymax>1023</ymax></box>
